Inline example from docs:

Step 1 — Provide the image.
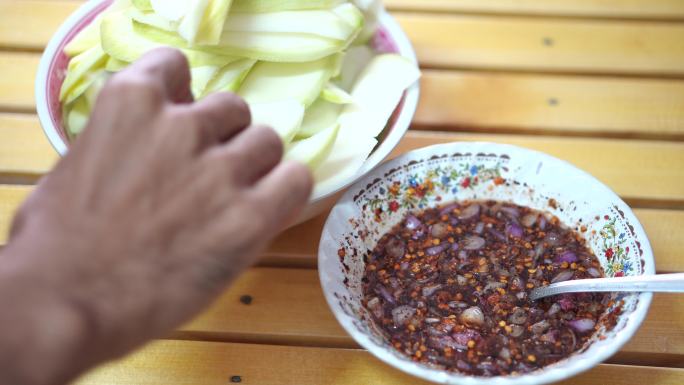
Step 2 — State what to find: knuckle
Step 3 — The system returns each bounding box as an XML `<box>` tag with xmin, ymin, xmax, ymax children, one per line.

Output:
<box><xmin>255</xmin><ymin>125</ymin><xmax>284</xmax><ymax>156</ymax></box>
<box><xmin>141</xmin><ymin>47</ymin><xmax>188</xmax><ymax>73</ymax></box>
<box><xmin>286</xmin><ymin>162</ymin><xmax>314</xmax><ymax>195</ymax></box>
<box><xmin>156</xmin><ymin>47</ymin><xmax>187</xmax><ymax>66</ymax></box>
<box><xmin>105</xmin><ymin>74</ymin><xmax>163</xmax><ymax>102</ymax></box>
<box><xmin>220</xmin><ymin>93</ymin><xmax>251</xmax><ymax>125</ymax></box>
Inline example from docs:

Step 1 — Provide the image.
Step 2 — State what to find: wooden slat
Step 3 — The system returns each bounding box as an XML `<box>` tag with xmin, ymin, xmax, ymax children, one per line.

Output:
<box><xmin>4</xmin><ymin>48</ymin><xmax>684</xmax><ymax>138</ymax></box>
<box><xmin>397</xmin><ymin>13</ymin><xmax>684</xmax><ymax>76</ymax></box>
<box><xmin>175</xmin><ymin>268</ymin><xmax>684</xmax><ymax>365</ymax></box>
<box><xmin>415</xmin><ymin>70</ymin><xmax>684</xmax><ymax>139</ymax></box>
<box><xmin>394</xmin><ymin>131</ymin><xmax>684</xmax><ymax>207</ymax></box>
<box><xmin>2</xmin><ymin>2</ymin><xmax>684</xmax><ymax>76</ymax></box>
<box><xmin>384</xmin><ymin>0</ymin><xmax>684</xmax><ymax>20</ymax></box>
<box><xmin>0</xmin><ymin>0</ymin><xmax>77</xmax><ymax>51</ymax></box>
<box><xmin>6</xmin><ymin>51</ymin><xmax>684</xmax><ymax>139</ymax></box>
<box><xmin>265</xmin><ymin>208</ymin><xmax>684</xmax><ymax>274</ymax></box>
<box><xmin>74</xmin><ymin>342</ymin><xmax>684</xmax><ymax>385</ymax></box>
<box><xmin>0</xmin><ymin>52</ymin><xmax>38</xmax><ymax>112</ymax></box>
<box><xmin>0</xmin><ymin>113</ymin><xmax>58</xmax><ymax>179</ymax></box>
<box><xmin>2</xmin><ymin>183</ymin><xmax>683</xmax><ymax>274</ymax></box>
<box><xmin>0</xmin><ymin>185</ymin><xmax>26</xmax><ymax>239</ymax></box>
<box><xmin>1</xmin><ymin>116</ymin><xmax>683</xmax><ymax>204</ymax></box>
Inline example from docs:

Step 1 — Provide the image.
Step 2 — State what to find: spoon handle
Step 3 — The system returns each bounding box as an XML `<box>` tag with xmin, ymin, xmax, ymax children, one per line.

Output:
<box><xmin>529</xmin><ymin>273</ymin><xmax>684</xmax><ymax>301</ymax></box>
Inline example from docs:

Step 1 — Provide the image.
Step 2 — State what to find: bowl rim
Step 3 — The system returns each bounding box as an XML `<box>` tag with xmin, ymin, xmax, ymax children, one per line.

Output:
<box><xmin>34</xmin><ymin>1</ymin><xmax>420</xmax><ymax>203</ymax></box>
<box><xmin>318</xmin><ymin>141</ymin><xmax>654</xmax><ymax>385</ymax></box>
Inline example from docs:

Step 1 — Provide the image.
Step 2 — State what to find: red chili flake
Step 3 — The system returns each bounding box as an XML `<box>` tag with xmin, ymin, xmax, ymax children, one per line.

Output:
<box><xmin>362</xmin><ymin>200</ymin><xmax>611</xmax><ymax>377</ymax></box>
<box><xmin>338</xmin><ymin>248</ymin><xmax>346</xmax><ymax>258</ymax></box>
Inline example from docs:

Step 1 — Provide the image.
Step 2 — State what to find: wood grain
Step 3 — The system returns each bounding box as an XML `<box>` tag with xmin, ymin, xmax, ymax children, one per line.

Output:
<box><xmin>414</xmin><ymin>70</ymin><xmax>684</xmax><ymax>139</ymax></box>
<box><xmin>4</xmin><ymin>49</ymin><xmax>684</xmax><ymax>139</ymax></box>
<box><xmin>0</xmin><ymin>52</ymin><xmax>39</xmax><ymax>112</ymax></box>
<box><xmin>1</xmin><ymin>182</ymin><xmax>682</xmax><ymax>274</ymax></box>
<box><xmin>0</xmin><ymin>113</ymin><xmax>58</xmax><ymax>179</ymax></box>
<box><xmin>0</xmin><ymin>0</ymin><xmax>77</xmax><ymax>51</ymax></box>
<box><xmin>384</xmin><ymin>0</ymin><xmax>684</xmax><ymax>20</ymax></box>
<box><xmin>393</xmin><ymin>132</ymin><xmax>684</xmax><ymax>207</ymax></box>
<box><xmin>397</xmin><ymin>13</ymin><xmax>684</xmax><ymax>75</ymax></box>
<box><xmin>4</xmin><ymin>47</ymin><xmax>684</xmax><ymax>139</ymax></box>
<box><xmin>2</xmin><ymin>2</ymin><xmax>684</xmax><ymax>76</ymax></box>
<box><xmin>173</xmin><ymin>268</ymin><xmax>684</xmax><ymax>364</ymax></box>
<box><xmin>74</xmin><ymin>340</ymin><xmax>684</xmax><ymax>385</ymax></box>
<box><xmin>1</xmin><ymin>117</ymin><xmax>683</xmax><ymax>204</ymax></box>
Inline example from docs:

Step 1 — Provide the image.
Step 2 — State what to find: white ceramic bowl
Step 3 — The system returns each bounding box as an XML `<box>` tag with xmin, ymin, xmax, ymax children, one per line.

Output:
<box><xmin>35</xmin><ymin>0</ymin><xmax>420</xmax><ymax>224</ymax></box>
<box><xmin>319</xmin><ymin>142</ymin><xmax>654</xmax><ymax>385</ymax></box>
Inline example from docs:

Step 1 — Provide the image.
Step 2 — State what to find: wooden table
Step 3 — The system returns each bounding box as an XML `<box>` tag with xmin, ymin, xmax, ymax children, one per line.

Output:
<box><xmin>1</xmin><ymin>1</ymin><xmax>684</xmax><ymax>384</ymax></box>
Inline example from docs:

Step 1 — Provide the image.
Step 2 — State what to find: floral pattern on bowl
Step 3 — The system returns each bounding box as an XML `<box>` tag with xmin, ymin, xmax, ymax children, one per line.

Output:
<box><xmin>319</xmin><ymin>142</ymin><xmax>654</xmax><ymax>385</ymax></box>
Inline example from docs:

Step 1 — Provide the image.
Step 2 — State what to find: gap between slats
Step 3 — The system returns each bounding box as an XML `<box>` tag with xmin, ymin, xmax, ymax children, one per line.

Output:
<box><xmin>2</xmin><ymin>3</ymin><xmax>684</xmax><ymax>77</ymax></box>
<box><xmin>73</xmin><ymin>339</ymin><xmax>684</xmax><ymax>385</ymax></box>
<box><xmin>3</xmin><ymin>51</ymin><xmax>684</xmax><ymax>141</ymax></box>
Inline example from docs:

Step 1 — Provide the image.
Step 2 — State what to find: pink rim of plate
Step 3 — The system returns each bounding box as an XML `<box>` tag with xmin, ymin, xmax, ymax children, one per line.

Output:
<box><xmin>35</xmin><ymin>1</ymin><xmax>420</xmax><ymax>203</ymax></box>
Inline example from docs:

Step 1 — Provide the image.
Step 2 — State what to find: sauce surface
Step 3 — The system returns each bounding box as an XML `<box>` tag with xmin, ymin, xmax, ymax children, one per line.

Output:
<box><xmin>362</xmin><ymin>201</ymin><xmax>611</xmax><ymax>376</ymax></box>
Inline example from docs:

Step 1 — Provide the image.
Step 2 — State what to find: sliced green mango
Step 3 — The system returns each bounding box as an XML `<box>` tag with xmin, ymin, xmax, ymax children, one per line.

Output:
<box><xmin>312</xmin><ymin>134</ymin><xmax>376</xmax><ymax>195</ymax></box>
<box><xmin>321</xmin><ymin>82</ymin><xmax>353</xmax><ymax>104</ymax></box>
<box><xmin>134</xmin><ymin>8</ymin><xmax>356</xmax><ymax>63</ymax></box>
<box><xmin>150</xmin><ymin>0</ymin><xmax>188</xmax><ymax>21</ymax></box>
<box><xmin>102</xmin><ymin>13</ymin><xmax>236</xmax><ymax>67</ymax></box>
<box><xmin>190</xmin><ymin>65</ymin><xmax>219</xmax><ymax>98</ymax></box>
<box><xmin>84</xmin><ymin>71</ymin><xmax>110</xmax><ymax>108</ymax></box>
<box><xmin>132</xmin><ymin>0</ymin><xmax>153</xmax><ymax>11</ymax></box>
<box><xmin>195</xmin><ymin>0</ymin><xmax>233</xmax><ymax>45</ymax></box>
<box><xmin>239</xmin><ymin>54</ymin><xmax>339</xmax><ymax>107</ymax></box>
<box><xmin>313</xmin><ymin>54</ymin><xmax>420</xmax><ymax>195</ymax></box>
<box><xmin>335</xmin><ymin>45</ymin><xmax>374</xmax><ymax>90</ymax></box>
<box><xmin>216</xmin><ymin>32</ymin><xmax>343</xmax><ymax>62</ymax></box>
<box><xmin>102</xmin><ymin>12</ymin><xmax>164</xmax><ymax>62</ymax></box>
<box><xmin>64</xmin><ymin>20</ymin><xmax>102</xmax><ymax>57</ymax></box>
<box><xmin>285</xmin><ymin>122</ymin><xmax>339</xmax><ymax>169</ymax></box>
<box><xmin>222</xmin><ymin>4</ymin><xmax>362</xmax><ymax>41</ymax></box>
<box><xmin>105</xmin><ymin>56</ymin><xmax>129</xmax><ymax>72</ymax></box>
<box><xmin>231</xmin><ymin>0</ymin><xmax>344</xmax><ymax>13</ymax></box>
<box><xmin>201</xmin><ymin>59</ymin><xmax>256</xmax><ymax>97</ymax></box>
<box><xmin>249</xmin><ymin>100</ymin><xmax>305</xmax><ymax>144</ymax></box>
<box><xmin>178</xmin><ymin>0</ymin><xmax>210</xmax><ymax>44</ymax></box>
<box><xmin>65</xmin><ymin>96</ymin><xmax>90</xmax><ymax>138</ymax></box>
<box><xmin>63</xmin><ymin>69</ymin><xmax>108</xmax><ymax>105</ymax></box>
<box><xmin>64</xmin><ymin>0</ymin><xmax>132</xmax><ymax>57</ymax></box>
<box><xmin>339</xmin><ymin>54</ymin><xmax>420</xmax><ymax>138</ymax></box>
<box><xmin>60</xmin><ymin>45</ymin><xmax>107</xmax><ymax>102</ymax></box>
<box><xmin>296</xmin><ymin>98</ymin><xmax>342</xmax><ymax>139</ymax></box>
<box><xmin>351</xmin><ymin>0</ymin><xmax>381</xmax><ymax>45</ymax></box>
<box><xmin>128</xmin><ymin>7</ymin><xmax>177</xmax><ymax>31</ymax></box>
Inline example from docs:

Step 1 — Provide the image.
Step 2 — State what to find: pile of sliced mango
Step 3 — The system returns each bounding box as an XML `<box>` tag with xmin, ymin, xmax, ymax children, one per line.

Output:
<box><xmin>60</xmin><ymin>0</ymin><xmax>420</xmax><ymax>193</ymax></box>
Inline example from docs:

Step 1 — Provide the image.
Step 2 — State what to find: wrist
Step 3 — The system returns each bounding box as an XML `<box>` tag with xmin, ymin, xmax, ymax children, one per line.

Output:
<box><xmin>0</xmin><ymin>244</ymin><xmax>94</xmax><ymax>385</ymax></box>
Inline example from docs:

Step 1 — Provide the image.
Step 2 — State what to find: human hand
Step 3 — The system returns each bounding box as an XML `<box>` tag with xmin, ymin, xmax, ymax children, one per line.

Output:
<box><xmin>1</xmin><ymin>48</ymin><xmax>312</xmax><ymax>384</ymax></box>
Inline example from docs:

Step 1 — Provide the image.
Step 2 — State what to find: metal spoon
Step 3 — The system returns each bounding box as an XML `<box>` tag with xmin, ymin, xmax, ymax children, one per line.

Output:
<box><xmin>529</xmin><ymin>273</ymin><xmax>684</xmax><ymax>301</ymax></box>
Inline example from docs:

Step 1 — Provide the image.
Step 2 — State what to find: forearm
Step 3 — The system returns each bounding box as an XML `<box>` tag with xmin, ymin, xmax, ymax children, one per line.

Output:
<box><xmin>0</xmin><ymin>242</ymin><xmax>92</xmax><ymax>385</ymax></box>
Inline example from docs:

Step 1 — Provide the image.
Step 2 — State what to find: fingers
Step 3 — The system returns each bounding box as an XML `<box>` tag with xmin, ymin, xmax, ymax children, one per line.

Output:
<box><xmin>206</xmin><ymin>125</ymin><xmax>284</xmax><ymax>185</ymax></box>
<box><xmin>189</xmin><ymin>92</ymin><xmax>251</xmax><ymax>145</ymax></box>
<box><xmin>110</xmin><ymin>47</ymin><xmax>192</xmax><ymax>104</ymax></box>
<box><xmin>250</xmin><ymin>161</ymin><xmax>313</xmax><ymax>231</ymax></box>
